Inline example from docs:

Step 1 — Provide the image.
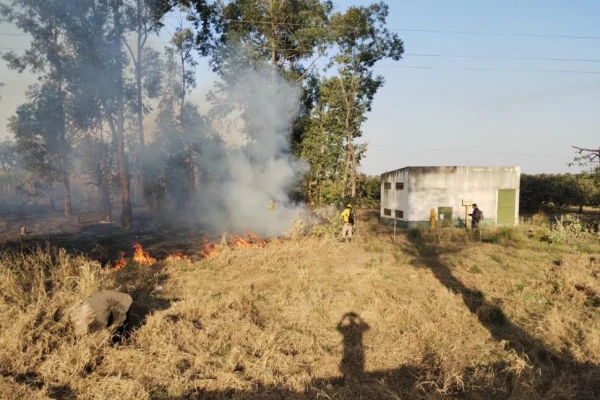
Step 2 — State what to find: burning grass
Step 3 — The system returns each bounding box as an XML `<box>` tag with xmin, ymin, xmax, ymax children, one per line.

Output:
<box><xmin>2</xmin><ymin>221</ymin><xmax>600</xmax><ymax>399</ymax></box>
<box><xmin>132</xmin><ymin>242</ymin><xmax>156</xmax><ymax>266</ymax></box>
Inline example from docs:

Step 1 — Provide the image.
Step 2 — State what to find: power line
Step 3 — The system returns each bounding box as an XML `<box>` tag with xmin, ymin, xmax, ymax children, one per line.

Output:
<box><xmin>223</xmin><ymin>19</ymin><xmax>600</xmax><ymax>40</ymax></box>
<box><xmin>2</xmin><ymin>43</ymin><xmax>600</xmax><ymax>68</ymax></box>
<box><xmin>373</xmin><ymin>65</ymin><xmax>600</xmax><ymax>74</ymax></box>
<box><xmin>3</xmin><ymin>21</ymin><xmax>600</xmax><ymax>41</ymax></box>
<box><xmin>404</xmin><ymin>53</ymin><xmax>600</xmax><ymax>64</ymax></box>
<box><xmin>369</xmin><ymin>144</ymin><xmax>573</xmax><ymax>159</ymax></box>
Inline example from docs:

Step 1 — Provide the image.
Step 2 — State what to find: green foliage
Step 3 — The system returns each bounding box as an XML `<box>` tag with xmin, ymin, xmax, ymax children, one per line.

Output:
<box><xmin>470</xmin><ymin>265</ymin><xmax>482</xmax><ymax>274</ymax></box>
<box><xmin>0</xmin><ymin>139</ymin><xmax>23</xmax><ymax>171</ymax></box>
<box><xmin>8</xmin><ymin>84</ymin><xmax>66</xmax><ymax>183</ymax></box>
<box><xmin>542</xmin><ymin>215</ymin><xmax>593</xmax><ymax>244</ymax></box>
<box><xmin>480</xmin><ymin>227</ymin><xmax>526</xmax><ymax>248</ymax></box>
<box><xmin>520</xmin><ymin>173</ymin><xmax>600</xmax><ymax>212</ymax></box>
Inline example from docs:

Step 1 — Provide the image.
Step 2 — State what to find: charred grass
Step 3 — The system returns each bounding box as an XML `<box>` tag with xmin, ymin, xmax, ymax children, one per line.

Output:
<box><xmin>1</xmin><ymin>220</ymin><xmax>600</xmax><ymax>399</ymax></box>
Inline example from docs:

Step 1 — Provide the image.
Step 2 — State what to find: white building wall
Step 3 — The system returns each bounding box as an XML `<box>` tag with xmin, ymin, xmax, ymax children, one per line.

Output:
<box><xmin>380</xmin><ymin>169</ymin><xmax>410</xmax><ymax>221</ymax></box>
<box><xmin>381</xmin><ymin>166</ymin><xmax>520</xmax><ymax>224</ymax></box>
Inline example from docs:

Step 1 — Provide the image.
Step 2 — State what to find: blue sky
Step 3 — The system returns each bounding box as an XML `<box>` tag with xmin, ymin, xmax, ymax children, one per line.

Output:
<box><xmin>1</xmin><ymin>0</ymin><xmax>599</xmax><ymax>175</ymax></box>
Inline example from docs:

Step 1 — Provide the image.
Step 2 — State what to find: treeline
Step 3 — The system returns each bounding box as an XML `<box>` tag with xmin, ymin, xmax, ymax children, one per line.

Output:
<box><xmin>520</xmin><ymin>173</ymin><xmax>599</xmax><ymax>213</ymax></box>
<box><xmin>1</xmin><ymin>0</ymin><xmax>403</xmax><ymax>226</ymax></box>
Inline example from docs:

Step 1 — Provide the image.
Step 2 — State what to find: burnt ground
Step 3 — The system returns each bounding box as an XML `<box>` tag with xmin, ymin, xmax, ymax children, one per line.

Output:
<box><xmin>0</xmin><ymin>205</ymin><xmax>215</xmax><ymax>266</ymax></box>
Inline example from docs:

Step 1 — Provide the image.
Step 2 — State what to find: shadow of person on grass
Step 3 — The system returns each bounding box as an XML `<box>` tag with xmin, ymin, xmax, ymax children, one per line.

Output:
<box><xmin>403</xmin><ymin>228</ymin><xmax>600</xmax><ymax>399</ymax></box>
<box><xmin>336</xmin><ymin>312</ymin><xmax>370</xmax><ymax>382</ymax></box>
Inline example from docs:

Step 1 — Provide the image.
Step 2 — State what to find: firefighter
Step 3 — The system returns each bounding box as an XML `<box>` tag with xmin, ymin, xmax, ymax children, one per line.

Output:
<box><xmin>340</xmin><ymin>204</ymin><xmax>355</xmax><ymax>242</ymax></box>
<box><xmin>69</xmin><ymin>290</ymin><xmax>138</xmax><ymax>339</ymax></box>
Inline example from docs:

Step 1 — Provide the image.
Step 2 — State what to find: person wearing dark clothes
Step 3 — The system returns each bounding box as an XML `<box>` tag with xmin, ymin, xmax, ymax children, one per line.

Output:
<box><xmin>468</xmin><ymin>203</ymin><xmax>483</xmax><ymax>229</ymax></box>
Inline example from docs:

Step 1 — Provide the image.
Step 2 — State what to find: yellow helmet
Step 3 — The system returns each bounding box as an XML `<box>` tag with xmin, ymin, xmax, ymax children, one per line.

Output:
<box><xmin>347</xmin><ymin>204</ymin><xmax>352</xmax><ymax>208</ymax></box>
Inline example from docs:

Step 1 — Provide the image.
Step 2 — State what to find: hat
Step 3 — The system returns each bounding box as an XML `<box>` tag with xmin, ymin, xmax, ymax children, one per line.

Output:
<box><xmin>346</xmin><ymin>204</ymin><xmax>352</xmax><ymax>208</ymax></box>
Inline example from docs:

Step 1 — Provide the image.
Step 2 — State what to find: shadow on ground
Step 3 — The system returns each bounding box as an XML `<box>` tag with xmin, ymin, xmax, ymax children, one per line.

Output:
<box><xmin>149</xmin><ymin>229</ymin><xmax>600</xmax><ymax>400</ymax></box>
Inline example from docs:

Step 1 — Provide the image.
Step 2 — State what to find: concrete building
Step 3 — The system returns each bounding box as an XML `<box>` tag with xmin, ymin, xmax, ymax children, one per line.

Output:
<box><xmin>380</xmin><ymin>166</ymin><xmax>521</xmax><ymax>228</ymax></box>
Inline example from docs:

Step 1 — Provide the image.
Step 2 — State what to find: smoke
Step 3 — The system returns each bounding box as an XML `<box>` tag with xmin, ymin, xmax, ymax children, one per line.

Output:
<box><xmin>193</xmin><ymin>66</ymin><xmax>309</xmax><ymax>237</ymax></box>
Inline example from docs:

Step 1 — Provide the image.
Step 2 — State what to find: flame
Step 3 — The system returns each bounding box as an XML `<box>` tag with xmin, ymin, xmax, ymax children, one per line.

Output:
<box><xmin>113</xmin><ymin>251</ymin><xmax>126</xmax><ymax>271</ymax></box>
<box><xmin>166</xmin><ymin>251</ymin><xmax>189</xmax><ymax>261</ymax></box>
<box><xmin>230</xmin><ymin>234</ymin><xmax>252</xmax><ymax>249</ymax></box>
<box><xmin>247</xmin><ymin>232</ymin><xmax>267</xmax><ymax>246</ymax></box>
<box><xmin>132</xmin><ymin>242</ymin><xmax>156</xmax><ymax>266</ymax></box>
<box><xmin>201</xmin><ymin>232</ymin><xmax>267</xmax><ymax>258</ymax></box>
<box><xmin>202</xmin><ymin>238</ymin><xmax>221</xmax><ymax>258</ymax></box>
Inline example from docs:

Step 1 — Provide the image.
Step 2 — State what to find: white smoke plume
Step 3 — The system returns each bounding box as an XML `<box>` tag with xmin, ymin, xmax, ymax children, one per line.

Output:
<box><xmin>194</xmin><ymin>66</ymin><xmax>308</xmax><ymax>238</ymax></box>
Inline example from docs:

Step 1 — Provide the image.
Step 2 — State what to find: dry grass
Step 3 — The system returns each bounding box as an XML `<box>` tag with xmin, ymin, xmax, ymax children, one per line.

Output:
<box><xmin>1</xmin><ymin>217</ymin><xmax>600</xmax><ymax>399</ymax></box>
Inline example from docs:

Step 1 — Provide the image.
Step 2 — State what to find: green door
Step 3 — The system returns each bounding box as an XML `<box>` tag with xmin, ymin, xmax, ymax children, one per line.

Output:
<box><xmin>438</xmin><ymin>207</ymin><xmax>453</xmax><ymax>227</ymax></box>
<box><xmin>497</xmin><ymin>189</ymin><xmax>516</xmax><ymax>224</ymax></box>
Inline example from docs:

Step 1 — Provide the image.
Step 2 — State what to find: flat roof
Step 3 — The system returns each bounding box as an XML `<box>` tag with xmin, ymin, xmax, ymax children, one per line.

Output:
<box><xmin>382</xmin><ymin>166</ymin><xmax>520</xmax><ymax>175</ymax></box>
<box><xmin>384</xmin><ymin>165</ymin><xmax>521</xmax><ymax>174</ymax></box>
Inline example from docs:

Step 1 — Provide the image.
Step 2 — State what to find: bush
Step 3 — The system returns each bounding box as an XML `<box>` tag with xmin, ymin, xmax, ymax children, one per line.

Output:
<box><xmin>480</xmin><ymin>226</ymin><xmax>526</xmax><ymax>248</ymax></box>
<box><xmin>542</xmin><ymin>215</ymin><xmax>594</xmax><ymax>244</ymax></box>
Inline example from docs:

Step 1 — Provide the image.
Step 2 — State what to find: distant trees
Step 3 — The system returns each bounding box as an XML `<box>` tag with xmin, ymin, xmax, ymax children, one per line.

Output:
<box><xmin>520</xmin><ymin>173</ymin><xmax>600</xmax><ymax>213</ymax></box>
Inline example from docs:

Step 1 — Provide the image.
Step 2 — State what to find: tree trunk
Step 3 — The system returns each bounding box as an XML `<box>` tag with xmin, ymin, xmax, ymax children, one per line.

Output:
<box><xmin>62</xmin><ymin>172</ymin><xmax>71</xmax><ymax>216</ymax></box>
<box><xmin>351</xmin><ymin>149</ymin><xmax>357</xmax><ymax>198</ymax></box>
<box><xmin>56</xmin><ymin>77</ymin><xmax>72</xmax><ymax>216</ymax></box>
<box><xmin>342</xmin><ymin>150</ymin><xmax>350</xmax><ymax>198</ymax></box>
<box><xmin>113</xmin><ymin>0</ymin><xmax>132</xmax><ymax>229</ymax></box>
<box><xmin>101</xmin><ymin>180</ymin><xmax>112</xmax><ymax>222</ymax></box>
<box><xmin>580</xmin><ymin>204</ymin><xmax>584</xmax><ymax>214</ymax></box>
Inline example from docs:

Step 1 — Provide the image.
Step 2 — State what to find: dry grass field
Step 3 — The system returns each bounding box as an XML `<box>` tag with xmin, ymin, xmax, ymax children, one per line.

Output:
<box><xmin>1</xmin><ymin>210</ymin><xmax>600</xmax><ymax>399</ymax></box>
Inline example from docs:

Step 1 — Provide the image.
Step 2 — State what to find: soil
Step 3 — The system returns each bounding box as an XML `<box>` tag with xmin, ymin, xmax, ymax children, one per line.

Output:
<box><xmin>0</xmin><ymin>204</ymin><xmax>213</xmax><ymax>266</ymax></box>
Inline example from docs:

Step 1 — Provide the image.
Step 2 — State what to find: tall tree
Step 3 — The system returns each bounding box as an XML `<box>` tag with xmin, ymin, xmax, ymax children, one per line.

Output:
<box><xmin>7</xmin><ymin>83</ymin><xmax>65</xmax><ymax>194</ymax></box>
<box><xmin>328</xmin><ymin>1</ymin><xmax>403</xmax><ymax>197</ymax></box>
<box><xmin>154</xmin><ymin>22</ymin><xmax>202</xmax><ymax>208</ymax></box>
<box><xmin>110</xmin><ymin>0</ymin><xmax>133</xmax><ymax>229</ymax></box>
<box><xmin>1</xmin><ymin>0</ymin><xmax>73</xmax><ymax>215</ymax></box>
<box><xmin>211</xmin><ymin>0</ymin><xmax>332</xmax><ymax>146</ymax></box>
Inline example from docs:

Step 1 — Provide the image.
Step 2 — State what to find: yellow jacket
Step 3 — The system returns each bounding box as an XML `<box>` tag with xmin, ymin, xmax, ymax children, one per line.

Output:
<box><xmin>341</xmin><ymin>208</ymin><xmax>351</xmax><ymax>223</ymax></box>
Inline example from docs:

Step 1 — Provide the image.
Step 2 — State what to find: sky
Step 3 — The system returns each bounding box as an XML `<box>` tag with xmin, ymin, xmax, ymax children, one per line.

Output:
<box><xmin>1</xmin><ymin>0</ymin><xmax>599</xmax><ymax>176</ymax></box>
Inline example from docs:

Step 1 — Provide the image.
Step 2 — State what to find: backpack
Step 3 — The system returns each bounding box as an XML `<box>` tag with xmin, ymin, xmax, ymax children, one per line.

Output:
<box><xmin>348</xmin><ymin>210</ymin><xmax>355</xmax><ymax>225</ymax></box>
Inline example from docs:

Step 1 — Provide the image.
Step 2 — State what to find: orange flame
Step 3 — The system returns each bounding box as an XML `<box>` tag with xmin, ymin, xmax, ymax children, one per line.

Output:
<box><xmin>230</xmin><ymin>234</ymin><xmax>252</xmax><ymax>248</ymax></box>
<box><xmin>247</xmin><ymin>232</ymin><xmax>267</xmax><ymax>246</ymax></box>
<box><xmin>166</xmin><ymin>251</ymin><xmax>189</xmax><ymax>261</ymax></box>
<box><xmin>132</xmin><ymin>242</ymin><xmax>156</xmax><ymax>266</ymax></box>
<box><xmin>202</xmin><ymin>238</ymin><xmax>221</xmax><ymax>258</ymax></box>
<box><xmin>113</xmin><ymin>251</ymin><xmax>126</xmax><ymax>271</ymax></box>
<box><xmin>201</xmin><ymin>232</ymin><xmax>267</xmax><ymax>258</ymax></box>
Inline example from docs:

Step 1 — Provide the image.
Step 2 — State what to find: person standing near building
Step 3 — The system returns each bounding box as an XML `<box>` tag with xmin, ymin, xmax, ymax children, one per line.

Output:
<box><xmin>469</xmin><ymin>203</ymin><xmax>483</xmax><ymax>229</ymax></box>
<box><xmin>341</xmin><ymin>204</ymin><xmax>355</xmax><ymax>242</ymax></box>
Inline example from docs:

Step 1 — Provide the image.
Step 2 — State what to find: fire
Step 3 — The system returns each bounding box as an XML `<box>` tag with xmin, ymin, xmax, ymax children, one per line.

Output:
<box><xmin>202</xmin><ymin>238</ymin><xmax>221</xmax><ymax>258</ymax></box>
<box><xmin>247</xmin><ymin>232</ymin><xmax>267</xmax><ymax>246</ymax></box>
<box><xmin>113</xmin><ymin>251</ymin><xmax>126</xmax><ymax>271</ymax></box>
<box><xmin>132</xmin><ymin>242</ymin><xmax>156</xmax><ymax>266</ymax></box>
<box><xmin>166</xmin><ymin>251</ymin><xmax>189</xmax><ymax>261</ymax></box>
<box><xmin>229</xmin><ymin>234</ymin><xmax>252</xmax><ymax>248</ymax></box>
<box><xmin>201</xmin><ymin>232</ymin><xmax>267</xmax><ymax>258</ymax></box>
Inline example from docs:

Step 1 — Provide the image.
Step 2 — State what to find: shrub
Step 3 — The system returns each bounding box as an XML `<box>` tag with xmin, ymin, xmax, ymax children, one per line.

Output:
<box><xmin>543</xmin><ymin>215</ymin><xmax>594</xmax><ymax>244</ymax></box>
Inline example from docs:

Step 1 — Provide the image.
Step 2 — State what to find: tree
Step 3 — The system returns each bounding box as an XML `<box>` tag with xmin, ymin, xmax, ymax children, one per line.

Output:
<box><xmin>300</xmin><ymin>76</ymin><xmax>347</xmax><ymax>206</ymax></box>
<box><xmin>0</xmin><ymin>139</ymin><xmax>23</xmax><ymax>171</ymax></box>
<box><xmin>1</xmin><ymin>0</ymin><xmax>73</xmax><ymax>215</ymax></box>
<box><xmin>110</xmin><ymin>0</ymin><xmax>133</xmax><ymax>229</ymax></box>
<box><xmin>211</xmin><ymin>0</ymin><xmax>332</xmax><ymax>145</ymax></box>
<box><xmin>75</xmin><ymin>124</ymin><xmax>118</xmax><ymax>222</ymax></box>
<box><xmin>327</xmin><ymin>1</ymin><xmax>403</xmax><ymax>198</ymax></box>
<box><xmin>155</xmin><ymin>22</ymin><xmax>200</xmax><ymax>207</ymax></box>
<box><xmin>7</xmin><ymin>84</ymin><xmax>65</xmax><ymax>194</ymax></box>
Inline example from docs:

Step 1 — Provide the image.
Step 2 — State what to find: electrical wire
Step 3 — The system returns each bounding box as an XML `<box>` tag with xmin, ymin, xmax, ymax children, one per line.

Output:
<box><xmin>369</xmin><ymin>144</ymin><xmax>574</xmax><ymax>159</ymax></box>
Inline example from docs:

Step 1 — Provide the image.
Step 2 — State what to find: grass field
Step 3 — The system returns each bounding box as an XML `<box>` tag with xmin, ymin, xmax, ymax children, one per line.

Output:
<box><xmin>1</xmin><ymin>210</ymin><xmax>600</xmax><ymax>399</ymax></box>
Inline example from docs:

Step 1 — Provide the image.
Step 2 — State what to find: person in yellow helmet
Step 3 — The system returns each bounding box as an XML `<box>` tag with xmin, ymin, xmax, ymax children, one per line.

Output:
<box><xmin>340</xmin><ymin>204</ymin><xmax>355</xmax><ymax>242</ymax></box>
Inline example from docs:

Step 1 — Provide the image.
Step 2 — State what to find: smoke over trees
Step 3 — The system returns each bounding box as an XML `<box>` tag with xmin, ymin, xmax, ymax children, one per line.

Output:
<box><xmin>2</xmin><ymin>0</ymin><xmax>402</xmax><ymax>234</ymax></box>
